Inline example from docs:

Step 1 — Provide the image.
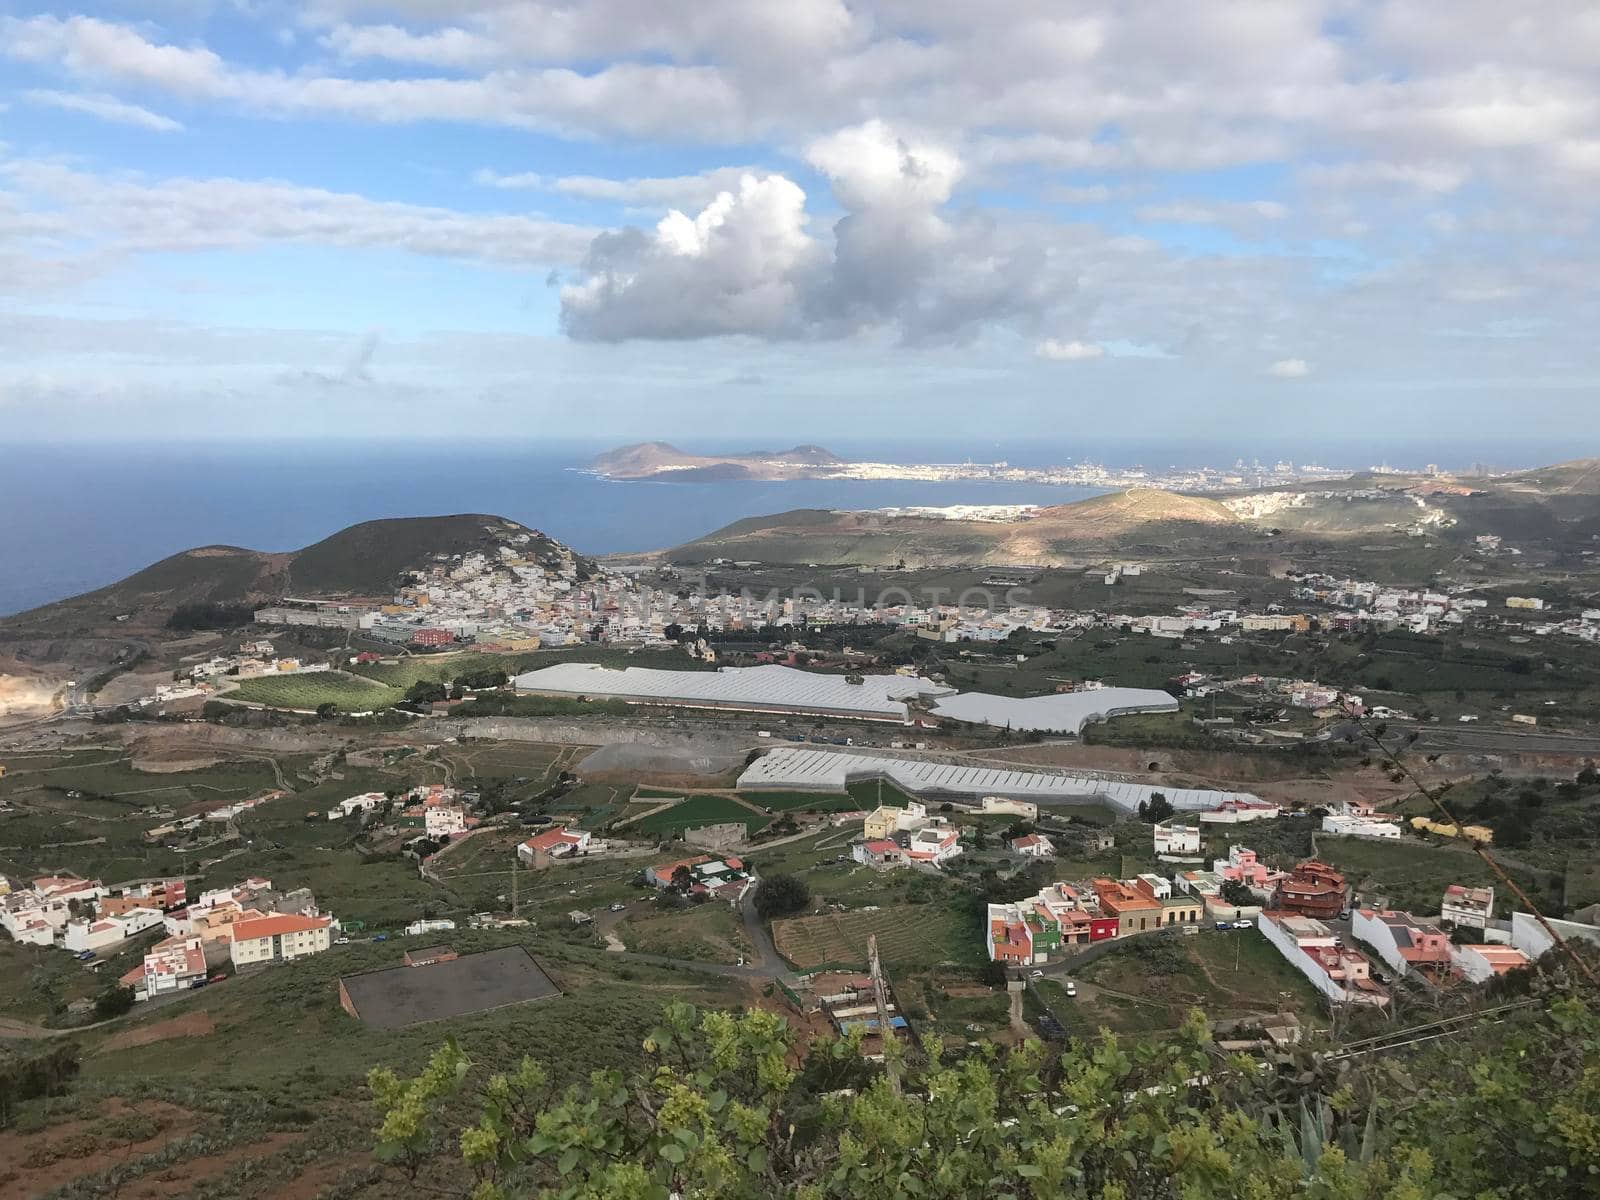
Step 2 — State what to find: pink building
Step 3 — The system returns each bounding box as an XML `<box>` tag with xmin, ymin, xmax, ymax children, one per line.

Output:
<box><xmin>1213</xmin><ymin>846</ymin><xmax>1283</xmax><ymax>891</ymax></box>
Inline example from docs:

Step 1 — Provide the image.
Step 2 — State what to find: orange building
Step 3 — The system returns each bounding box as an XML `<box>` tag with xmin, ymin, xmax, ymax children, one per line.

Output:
<box><xmin>1091</xmin><ymin>878</ymin><xmax>1163</xmax><ymax>936</ymax></box>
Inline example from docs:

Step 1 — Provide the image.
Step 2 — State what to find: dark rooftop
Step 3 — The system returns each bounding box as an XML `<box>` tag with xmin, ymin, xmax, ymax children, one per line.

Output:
<box><xmin>340</xmin><ymin>945</ymin><xmax>559</xmax><ymax>1029</ymax></box>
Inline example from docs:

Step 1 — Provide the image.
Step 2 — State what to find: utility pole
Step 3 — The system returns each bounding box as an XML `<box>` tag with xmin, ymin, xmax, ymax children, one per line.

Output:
<box><xmin>868</xmin><ymin>934</ymin><xmax>900</xmax><ymax>1095</ymax></box>
<box><xmin>511</xmin><ymin>855</ymin><xmax>519</xmax><ymax>918</ymax></box>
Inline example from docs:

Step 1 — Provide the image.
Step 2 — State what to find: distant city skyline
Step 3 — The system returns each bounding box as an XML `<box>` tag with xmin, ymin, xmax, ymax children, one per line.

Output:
<box><xmin>2</xmin><ymin>3</ymin><xmax>1597</xmax><ymax>440</ymax></box>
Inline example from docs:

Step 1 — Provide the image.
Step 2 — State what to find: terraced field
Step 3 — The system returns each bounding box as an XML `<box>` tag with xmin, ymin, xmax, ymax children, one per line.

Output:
<box><xmin>227</xmin><ymin>671</ymin><xmax>402</xmax><ymax>711</ymax></box>
<box><xmin>771</xmin><ymin>903</ymin><xmax>976</xmax><ymax>969</ymax></box>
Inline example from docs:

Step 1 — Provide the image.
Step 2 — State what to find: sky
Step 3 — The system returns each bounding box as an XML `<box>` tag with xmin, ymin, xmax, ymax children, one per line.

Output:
<box><xmin>1</xmin><ymin>1</ymin><xmax>1598</xmax><ymax>448</ymax></box>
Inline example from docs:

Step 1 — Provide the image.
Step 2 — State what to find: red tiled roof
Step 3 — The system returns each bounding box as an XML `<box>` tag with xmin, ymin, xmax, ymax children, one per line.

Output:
<box><xmin>231</xmin><ymin>913</ymin><xmax>331</xmax><ymax>941</ymax></box>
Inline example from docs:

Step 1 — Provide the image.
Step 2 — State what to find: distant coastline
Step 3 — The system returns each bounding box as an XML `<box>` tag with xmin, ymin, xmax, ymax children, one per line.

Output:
<box><xmin>586</xmin><ymin>440</ymin><xmax>1367</xmax><ymax>492</ymax></box>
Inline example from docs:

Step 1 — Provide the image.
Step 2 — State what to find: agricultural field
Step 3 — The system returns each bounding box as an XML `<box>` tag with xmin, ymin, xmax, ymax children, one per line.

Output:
<box><xmin>846</xmin><ymin>779</ymin><xmax>919</xmax><ymax>810</ymax></box>
<box><xmin>629</xmin><ymin>795</ymin><xmax>770</xmax><ymax>837</ymax></box>
<box><xmin>440</xmin><ymin>742</ymin><xmax>576</xmax><ymax>785</ymax></box>
<box><xmin>1053</xmin><ymin>929</ymin><xmax>1325</xmax><ymax>1038</ymax></box>
<box><xmin>741</xmin><ymin>789</ymin><xmax>861</xmax><ymax>813</ymax></box>
<box><xmin>771</xmin><ymin>902</ymin><xmax>978</xmax><ymax>970</ymax></box>
<box><xmin>226</xmin><ymin>671</ymin><xmax>402</xmax><ymax>711</ymax></box>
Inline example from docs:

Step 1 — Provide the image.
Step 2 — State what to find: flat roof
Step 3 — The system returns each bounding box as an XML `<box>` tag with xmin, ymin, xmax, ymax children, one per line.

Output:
<box><xmin>737</xmin><ymin>747</ymin><xmax>1261</xmax><ymax>815</ymax></box>
<box><xmin>340</xmin><ymin>945</ymin><xmax>559</xmax><ymax>1029</ymax></box>
<box><xmin>513</xmin><ymin>662</ymin><xmax>951</xmax><ymax>719</ymax></box>
<box><xmin>928</xmin><ymin>687</ymin><xmax>1179</xmax><ymax>734</ymax></box>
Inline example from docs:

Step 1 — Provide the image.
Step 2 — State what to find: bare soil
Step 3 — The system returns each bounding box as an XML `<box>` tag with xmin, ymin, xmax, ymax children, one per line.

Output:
<box><xmin>98</xmin><ymin>1009</ymin><xmax>217</xmax><ymax>1054</ymax></box>
<box><xmin>0</xmin><ymin>1098</ymin><xmax>199</xmax><ymax>1200</ymax></box>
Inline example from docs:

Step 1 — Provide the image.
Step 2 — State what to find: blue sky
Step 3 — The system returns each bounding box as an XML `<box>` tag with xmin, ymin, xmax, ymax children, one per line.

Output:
<box><xmin>1</xmin><ymin>1</ymin><xmax>1597</xmax><ymax>449</ymax></box>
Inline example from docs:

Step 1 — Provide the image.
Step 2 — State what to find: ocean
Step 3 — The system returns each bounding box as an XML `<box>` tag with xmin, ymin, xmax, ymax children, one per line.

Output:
<box><xmin>2</xmin><ymin>435</ymin><xmax>1572</xmax><ymax>618</ymax></box>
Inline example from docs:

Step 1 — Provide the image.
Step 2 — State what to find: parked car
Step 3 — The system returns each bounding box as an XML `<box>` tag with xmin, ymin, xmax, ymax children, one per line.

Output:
<box><xmin>1214</xmin><ymin>921</ymin><xmax>1234</xmax><ymax>930</ymax></box>
<box><xmin>74</xmin><ymin>950</ymin><xmax>96</xmax><ymax>962</ymax></box>
<box><xmin>1233</xmin><ymin>918</ymin><xmax>1254</xmax><ymax>929</ymax></box>
<box><xmin>189</xmin><ymin>978</ymin><xmax>208</xmax><ymax>989</ymax></box>
<box><xmin>1029</xmin><ymin>969</ymin><xmax>1044</xmax><ymax>979</ymax></box>
<box><xmin>209</xmin><ymin>973</ymin><xmax>227</xmax><ymax>984</ymax></box>
<box><xmin>334</xmin><ymin>936</ymin><xmax>350</xmax><ymax>944</ymax></box>
<box><xmin>609</xmin><ymin>903</ymin><xmax>626</xmax><ymax>912</ymax></box>
<box><xmin>1064</xmin><ymin>981</ymin><xmax>1077</xmax><ymax>997</ymax></box>
<box><xmin>371</xmin><ymin>934</ymin><xmax>387</xmax><ymax>942</ymax></box>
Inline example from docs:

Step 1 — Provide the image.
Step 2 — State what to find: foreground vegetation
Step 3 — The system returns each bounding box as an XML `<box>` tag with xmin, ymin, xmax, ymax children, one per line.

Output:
<box><xmin>374</xmin><ymin>974</ymin><xmax>1600</xmax><ymax>1200</ymax></box>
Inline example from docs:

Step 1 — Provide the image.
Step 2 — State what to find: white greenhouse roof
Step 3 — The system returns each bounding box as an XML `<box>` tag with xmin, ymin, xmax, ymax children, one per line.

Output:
<box><xmin>513</xmin><ymin>662</ymin><xmax>953</xmax><ymax>719</ymax></box>
<box><xmin>737</xmin><ymin>747</ymin><xmax>1260</xmax><ymax>815</ymax></box>
<box><xmin>927</xmin><ymin>687</ymin><xmax>1179</xmax><ymax>734</ymax></box>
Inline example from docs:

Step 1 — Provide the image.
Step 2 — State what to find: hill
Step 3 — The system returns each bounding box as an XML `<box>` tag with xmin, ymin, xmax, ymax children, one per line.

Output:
<box><xmin>669</xmin><ymin>488</ymin><xmax>1244</xmax><ymax>567</ymax></box>
<box><xmin>2</xmin><ymin>515</ymin><xmax>587</xmax><ymax>634</ymax></box>
<box><xmin>588</xmin><ymin>442</ymin><xmax>846</xmax><ymax>480</ymax></box>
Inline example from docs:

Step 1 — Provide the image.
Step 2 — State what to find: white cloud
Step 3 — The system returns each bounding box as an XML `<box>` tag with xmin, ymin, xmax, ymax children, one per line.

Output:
<box><xmin>22</xmin><ymin>89</ymin><xmax>183</xmax><ymax>132</ymax></box>
<box><xmin>0</xmin><ymin>155</ymin><xmax>596</xmax><ymax>277</ymax></box>
<box><xmin>1267</xmin><ymin>358</ymin><xmax>1311</xmax><ymax>378</ymax></box>
<box><xmin>476</xmin><ymin>165</ymin><xmax>773</xmax><ymax>212</ymax></box>
<box><xmin>1036</xmin><ymin>339</ymin><xmax>1104</xmax><ymax>361</ymax></box>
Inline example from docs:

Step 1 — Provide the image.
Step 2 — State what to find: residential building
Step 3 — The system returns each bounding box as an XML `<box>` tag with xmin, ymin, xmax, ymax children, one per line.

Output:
<box><xmin>1352</xmin><ymin>910</ymin><xmax>1454</xmax><ymax>980</ymax></box>
<box><xmin>1008</xmin><ymin>833</ymin><xmax>1054</xmax><ymax>858</ymax></box>
<box><xmin>425</xmin><ymin>805</ymin><xmax>468</xmax><ymax>838</ymax></box>
<box><xmin>1214</xmin><ymin>845</ymin><xmax>1283</xmax><ymax>893</ymax></box>
<box><xmin>862</xmin><ymin>800</ymin><xmax>927</xmax><ymax>841</ymax></box>
<box><xmin>980</xmin><ymin>796</ymin><xmax>1038</xmax><ymax>819</ymax></box>
<box><xmin>229</xmin><ymin>912</ymin><xmax>334</xmax><ymax>966</ymax></box>
<box><xmin>62</xmin><ymin>906</ymin><xmax>163</xmax><ymax>953</ymax></box>
<box><xmin>644</xmin><ymin>855</ymin><xmax>752</xmax><ymax>903</ymax></box>
<box><xmin>851</xmin><ymin>839</ymin><xmax>906</xmax><ymax>869</ymax></box>
<box><xmin>1259</xmin><ymin>912</ymin><xmax>1388</xmax><ymax>1007</ymax></box>
<box><xmin>1134</xmin><ymin>872</ymin><xmax>1172</xmax><ymax>899</ymax></box>
<box><xmin>1440</xmin><ymin>884</ymin><xmax>1494</xmax><ymax>931</ymax></box>
<box><xmin>519</xmin><ymin>826</ymin><xmax>592</xmax><ymax>864</ymax></box>
<box><xmin>1198</xmin><ymin>799</ymin><xmax>1281</xmax><ymax>825</ymax></box>
<box><xmin>411</xmin><ymin>628</ymin><xmax>456</xmax><ymax>646</ymax></box>
<box><xmin>986</xmin><ymin>903</ymin><xmax>1034</xmax><ymax>966</ymax></box>
<box><xmin>1273</xmin><ymin>860</ymin><xmax>1348</xmax><ymax>919</ymax></box>
<box><xmin>1451</xmin><ymin>943</ymin><xmax>1532</xmax><ymax>984</ymax></box>
<box><xmin>1092</xmin><ymin>878</ymin><xmax>1163</xmax><ymax>936</ymax></box>
<box><xmin>121</xmin><ymin>935</ymin><xmax>207</xmax><ymax>998</ymax></box>
<box><xmin>328</xmin><ymin>792</ymin><xmax>388</xmax><ymax>821</ymax></box>
<box><xmin>905</xmin><ymin>824</ymin><xmax>962</xmax><ymax>866</ymax></box>
<box><xmin>1177</xmin><ymin>869</ymin><xmax>1224</xmax><ymax>900</ymax></box>
<box><xmin>1321</xmin><ymin>813</ymin><xmax>1402</xmax><ymax>839</ymax></box>
<box><xmin>1153</xmin><ymin>821</ymin><xmax>1201</xmax><ymax>856</ymax></box>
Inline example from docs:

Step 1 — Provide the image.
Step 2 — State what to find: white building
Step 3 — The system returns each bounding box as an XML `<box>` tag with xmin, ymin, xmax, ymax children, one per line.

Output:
<box><xmin>62</xmin><ymin>907</ymin><xmax>163</xmax><ymax>953</ymax></box>
<box><xmin>1259</xmin><ymin>912</ymin><xmax>1388</xmax><ymax>1007</ymax></box>
<box><xmin>125</xmin><ymin>936</ymin><xmax>207</xmax><ymax>998</ymax></box>
<box><xmin>1451</xmin><ymin>943</ymin><xmax>1531</xmax><ymax>984</ymax></box>
<box><xmin>1198</xmin><ymin>799</ymin><xmax>1281</xmax><ymax>825</ymax></box>
<box><xmin>1440</xmin><ymin>884</ymin><xmax>1494</xmax><ymax>931</ymax></box>
<box><xmin>1509</xmin><ymin>910</ymin><xmax>1600</xmax><ymax>961</ymax></box>
<box><xmin>424</xmin><ymin>805</ymin><xmax>468</xmax><ymax>838</ymax></box>
<box><xmin>905</xmin><ymin>824</ymin><xmax>963</xmax><ymax>866</ymax></box>
<box><xmin>1008</xmin><ymin>833</ymin><xmax>1054</xmax><ymax>858</ymax></box>
<box><xmin>1321</xmin><ymin>813</ymin><xmax>1402</xmax><ymax>839</ymax></box>
<box><xmin>1135</xmin><ymin>873</ymin><xmax>1172</xmax><ymax>899</ymax></box>
<box><xmin>1153</xmin><ymin>821</ymin><xmax>1201</xmax><ymax>856</ymax></box>
<box><xmin>405</xmin><ymin>918</ymin><xmax>457</xmax><ymax>936</ymax></box>
<box><xmin>328</xmin><ymin>792</ymin><xmax>387</xmax><ymax>821</ymax></box>
<box><xmin>980</xmin><ymin>796</ymin><xmax>1039</xmax><ymax>820</ymax></box>
<box><xmin>229</xmin><ymin>912</ymin><xmax>334</xmax><ymax>966</ymax></box>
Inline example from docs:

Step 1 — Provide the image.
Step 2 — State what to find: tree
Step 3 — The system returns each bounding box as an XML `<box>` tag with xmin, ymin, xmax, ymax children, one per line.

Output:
<box><xmin>1219</xmin><ymin>879</ymin><xmax>1254</xmax><ymax>907</ymax></box>
<box><xmin>670</xmin><ymin>865</ymin><xmax>694</xmax><ymax>892</ymax></box>
<box><xmin>406</xmin><ymin>680</ymin><xmax>448</xmax><ymax>704</ymax></box>
<box><xmin>367</xmin><ymin>995</ymin><xmax>1600</xmax><ymax>1199</ymax></box>
<box><xmin>92</xmin><ymin>985</ymin><xmax>135</xmax><ymax>1020</ymax></box>
<box><xmin>315</xmin><ymin>701</ymin><xmax>339</xmax><ymax>720</ymax></box>
<box><xmin>751</xmin><ymin>873</ymin><xmax>811</xmax><ymax>920</ymax></box>
<box><xmin>1138</xmin><ymin>792</ymin><xmax>1174</xmax><ymax>823</ymax></box>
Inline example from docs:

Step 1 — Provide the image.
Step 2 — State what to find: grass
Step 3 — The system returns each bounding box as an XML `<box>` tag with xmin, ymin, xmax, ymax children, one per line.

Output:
<box><xmin>631</xmin><ymin>796</ymin><xmax>770</xmax><ymax>836</ymax></box>
<box><xmin>845</xmin><ymin>779</ymin><xmax>919</xmax><ymax>809</ymax></box>
<box><xmin>1314</xmin><ymin>834</ymin><xmax>1552</xmax><ymax>915</ymax></box>
<box><xmin>742</xmin><ymin>790</ymin><xmax>862</xmax><ymax>812</ymax></box>
<box><xmin>771</xmin><ymin>902</ymin><xmax>977</xmax><ymax>970</ymax></box>
<box><xmin>619</xmin><ymin>904</ymin><xmax>753</xmax><ymax>963</ymax></box>
<box><xmin>226</xmin><ymin>671</ymin><xmax>402</xmax><ymax>711</ymax></box>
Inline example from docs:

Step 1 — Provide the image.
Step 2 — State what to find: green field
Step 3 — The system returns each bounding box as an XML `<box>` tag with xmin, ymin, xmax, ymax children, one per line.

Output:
<box><xmin>630</xmin><ymin>795</ymin><xmax>770</xmax><ymax>836</ymax></box>
<box><xmin>619</xmin><ymin>904</ymin><xmax>753</xmax><ymax>962</ymax></box>
<box><xmin>227</xmin><ymin>671</ymin><xmax>402</xmax><ymax>711</ymax></box>
<box><xmin>742</xmin><ymin>789</ymin><xmax>862</xmax><ymax>812</ymax></box>
<box><xmin>1313</xmin><ymin>833</ymin><xmax>1554</xmax><ymax>915</ymax></box>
